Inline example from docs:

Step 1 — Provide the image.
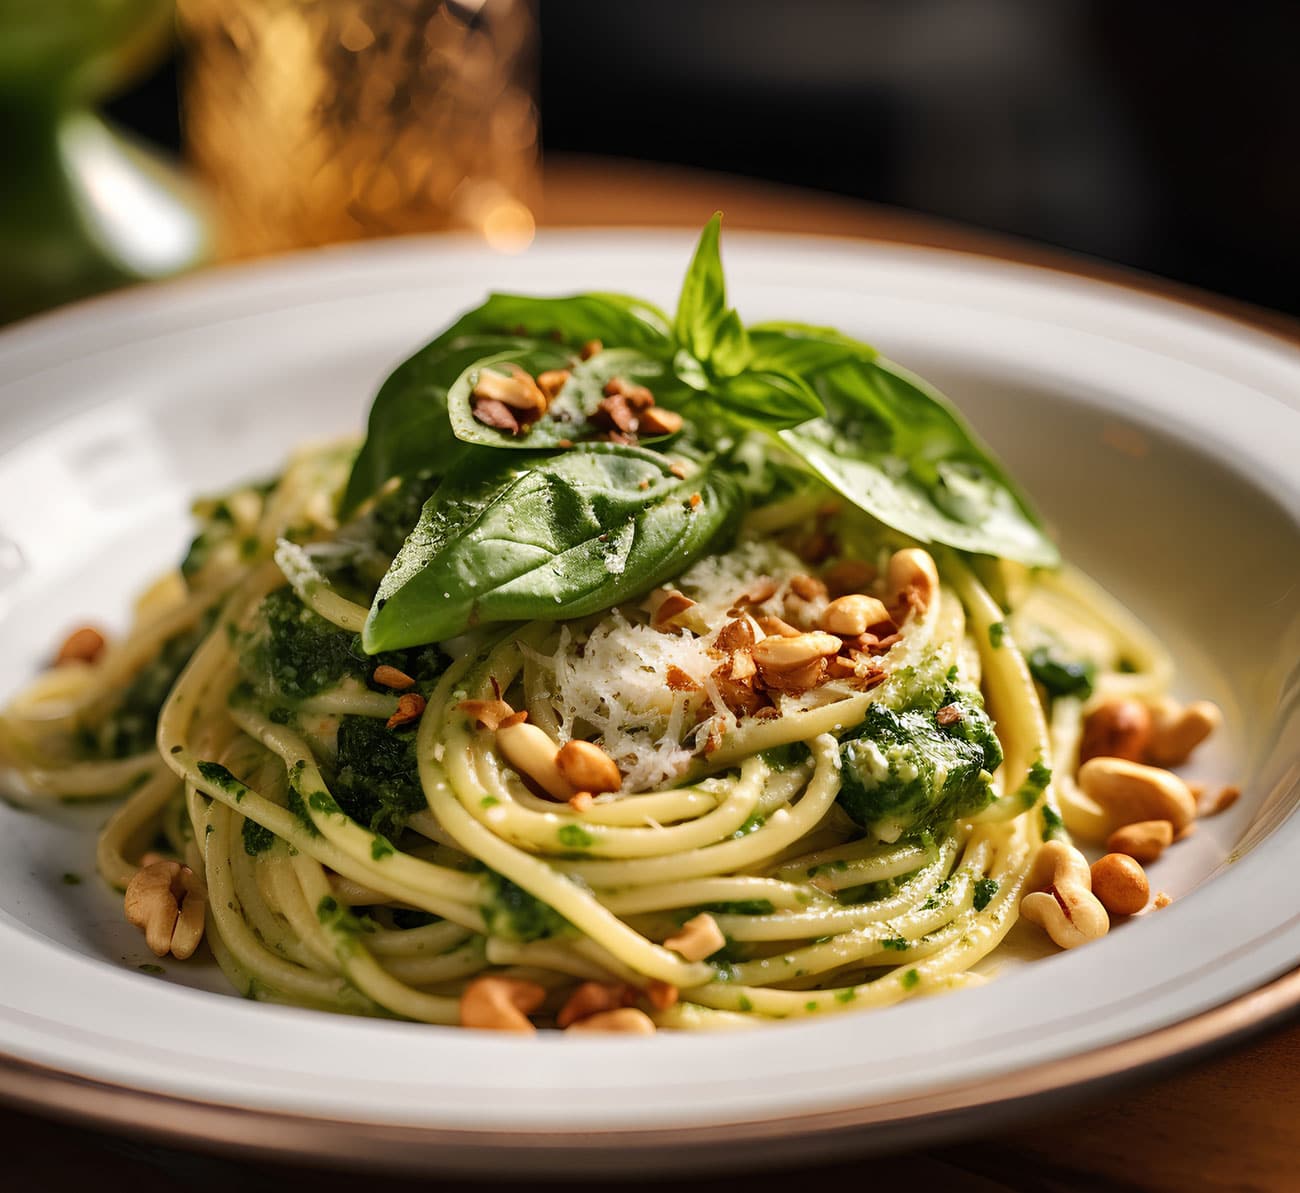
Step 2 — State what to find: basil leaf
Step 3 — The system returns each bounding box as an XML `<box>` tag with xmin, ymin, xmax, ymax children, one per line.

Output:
<box><xmin>748</xmin><ymin>323</ymin><xmax>877</xmax><ymax>374</ymax></box>
<box><xmin>447</xmin><ymin>346</ymin><xmax>689</xmax><ymax>450</ymax></box>
<box><xmin>780</xmin><ymin>353</ymin><xmax>1058</xmax><ymax>566</ymax></box>
<box><xmin>340</xmin><ymin>333</ymin><xmax>536</xmax><ymax>517</ymax></box>
<box><xmin>708</xmin><ymin>370</ymin><xmax>824</xmax><ymax>430</ymax></box>
<box><xmin>363</xmin><ymin>445</ymin><xmax>741</xmax><ymax>652</ymax></box>
<box><xmin>459</xmin><ymin>291</ymin><xmax>674</xmax><ymax>353</ymax></box>
<box><xmin>673</xmin><ymin>213</ymin><xmax>753</xmax><ymax>376</ymax></box>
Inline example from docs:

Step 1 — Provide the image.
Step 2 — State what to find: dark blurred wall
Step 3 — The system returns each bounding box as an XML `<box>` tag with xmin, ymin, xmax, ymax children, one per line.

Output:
<box><xmin>110</xmin><ymin>0</ymin><xmax>1300</xmax><ymax>316</ymax></box>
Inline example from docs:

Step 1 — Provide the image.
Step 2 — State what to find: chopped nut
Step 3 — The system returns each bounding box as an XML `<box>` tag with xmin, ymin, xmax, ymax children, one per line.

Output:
<box><xmin>762</xmin><ymin>658</ymin><xmax>827</xmax><ymax>693</ymax></box>
<box><xmin>669</xmin><ymin>461</ymin><xmax>688</xmax><ymax>479</ymax></box>
<box><xmin>386</xmin><ymin>693</ymin><xmax>426</xmax><ymax>729</ymax></box>
<box><xmin>936</xmin><ymin>704</ymin><xmax>963</xmax><ymax>727</ymax></box>
<box><xmin>752</xmin><ymin>631</ymin><xmax>842</xmax><ymax>674</ymax></box>
<box><xmin>1079</xmin><ymin>698</ymin><xmax>1152</xmax><ymax>765</ymax></box>
<box><xmin>789</xmin><ymin>574</ymin><xmax>828</xmax><ymax>602</ymax></box>
<box><xmin>566</xmin><ymin>1007</ymin><xmax>656</xmax><ymax>1034</ymax></box>
<box><xmin>497</xmin><ymin>719</ymin><xmax>576</xmax><ymax>801</ymax></box>
<box><xmin>639</xmin><ymin>406</ymin><xmax>683</xmax><ymax>435</ymax></box>
<box><xmin>593</xmin><ymin>392</ymin><xmax>639</xmax><ymax>434</ymax></box>
<box><xmin>663</xmin><ymin>912</ymin><xmax>726</xmax><ymax>961</ymax></box>
<box><xmin>666</xmin><ymin>665</ymin><xmax>701</xmax><ymax>692</ymax></box>
<box><xmin>729</xmin><ymin>649</ymin><xmax>757</xmax><ymax>681</ymax></box>
<box><xmin>715</xmin><ymin>617</ymin><xmax>757</xmax><ymax>653</ymax></box>
<box><xmin>372</xmin><ymin>664</ymin><xmax>415</xmax><ymax>690</ymax></box>
<box><xmin>867</xmin><ymin>632</ymin><xmax>903</xmax><ymax>655</ymax></box>
<box><xmin>603</xmin><ymin>376</ymin><xmax>656</xmax><ymax>408</ymax></box>
<box><xmin>568</xmin><ymin>791</ymin><xmax>595</xmax><ymax>812</ymax></box>
<box><xmin>822</xmin><ymin>559</ymin><xmax>877</xmax><ymax>597</ymax></box>
<box><xmin>56</xmin><ymin>626</ymin><xmax>106</xmax><ymax>666</ymax></box>
<box><xmin>458</xmin><ymin>698</ymin><xmax>516</xmax><ymax>730</ymax></box>
<box><xmin>499</xmin><ymin>710</ymin><xmax>529</xmax><ymax>729</ymax></box>
<box><xmin>1203</xmin><ymin>784</ymin><xmax>1241</xmax><ymax>817</ymax></box>
<box><xmin>757</xmin><ymin>614</ymin><xmax>801</xmax><ymax>638</ymax></box>
<box><xmin>460</xmin><ymin>976</ymin><xmax>546</xmax><ymax>1032</ymax></box>
<box><xmin>711</xmin><ymin>659</ymin><xmax>767</xmax><ymax>717</ymax></box>
<box><xmin>735</xmin><ymin>578</ymin><xmax>779</xmax><ymax>605</ymax></box>
<box><xmin>473</xmin><ymin>365</ymin><xmax>547</xmax><ymax>415</ymax></box>
<box><xmin>1152</xmin><ymin>891</ymin><xmax>1173</xmax><ymax>910</ymax></box>
<box><xmin>820</xmin><ymin>594</ymin><xmax>892</xmax><ymax>637</ymax></box>
<box><xmin>580</xmin><ymin>339</ymin><xmax>603</xmax><ymax>360</ymax></box>
<box><xmin>1106</xmin><ymin>819</ymin><xmax>1174</xmax><ymax>863</ymax></box>
<box><xmin>649</xmin><ymin>588</ymin><xmax>696</xmax><ymax>630</ymax></box>
<box><xmin>472</xmin><ymin>396</ymin><xmax>520</xmax><ymax>434</ymax></box>
<box><xmin>689</xmin><ymin>492</ymin><xmax>702</xmax><ymax>509</ymax></box>
<box><xmin>536</xmin><ymin>368</ymin><xmax>571</xmax><ymax>401</ymax></box>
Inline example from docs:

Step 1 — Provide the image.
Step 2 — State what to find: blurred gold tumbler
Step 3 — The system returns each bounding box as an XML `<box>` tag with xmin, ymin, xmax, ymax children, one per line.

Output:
<box><xmin>177</xmin><ymin>0</ymin><xmax>538</xmax><ymax>258</ymax></box>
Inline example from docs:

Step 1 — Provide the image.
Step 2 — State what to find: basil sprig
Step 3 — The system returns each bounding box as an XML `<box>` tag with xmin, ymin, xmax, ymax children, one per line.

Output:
<box><xmin>345</xmin><ymin>214</ymin><xmax>1058</xmax><ymax>652</ymax></box>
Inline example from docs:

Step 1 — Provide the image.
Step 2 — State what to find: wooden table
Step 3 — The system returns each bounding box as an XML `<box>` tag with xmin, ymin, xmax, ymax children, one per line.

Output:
<box><xmin>3</xmin><ymin>156</ymin><xmax>1297</xmax><ymax>1193</ymax></box>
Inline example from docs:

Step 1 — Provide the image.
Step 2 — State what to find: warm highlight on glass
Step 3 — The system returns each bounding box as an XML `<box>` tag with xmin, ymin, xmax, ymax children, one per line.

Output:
<box><xmin>178</xmin><ymin>0</ymin><xmax>538</xmax><ymax>258</ymax></box>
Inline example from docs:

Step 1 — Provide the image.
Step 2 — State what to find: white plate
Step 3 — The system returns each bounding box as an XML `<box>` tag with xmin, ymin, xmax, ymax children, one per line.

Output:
<box><xmin>0</xmin><ymin>232</ymin><xmax>1298</xmax><ymax>1175</ymax></box>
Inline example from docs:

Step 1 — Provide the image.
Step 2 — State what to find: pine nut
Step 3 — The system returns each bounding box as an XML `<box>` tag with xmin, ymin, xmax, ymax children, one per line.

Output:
<box><xmin>1077</xmin><ymin>756</ymin><xmax>1197</xmax><ymax>833</ymax></box>
<box><xmin>460</xmin><ymin>976</ymin><xmax>547</xmax><ymax>1033</ymax></box>
<box><xmin>820</xmin><ymin>594</ymin><xmax>892</xmax><ymax>636</ymax></box>
<box><xmin>1147</xmin><ymin>698</ymin><xmax>1222</xmax><ymax>767</ymax></box>
<box><xmin>536</xmin><ymin>369</ymin><xmax>570</xmax><ymax>400</ymax></box>
<box><xmin>638</xmin><ymin>407</ymin><xmax>683</xmax><ymax>435</ymax></box>
<box><xmin>472</xmin><ymin>365</ymin><xmax>547</xmax><ymax>414</ymax></box>
<box><xmin>649</xmin><ymin>588</ymin><xmax>696</xmax><ymax>630</ymax></box>
<box><xmin>1090</xmin><ymin>853</ymin><xmax>1150</xmax><ymax>916</ymax></box>
<box><xmin>372</xmin><ymin>664</ymin><xmax>415</xmax><ymax>690</ymax></box>
<box><xmin>496</xmin><ymin>720</ymin><xmax>577</xmax><ymax>801</ymax></box>
<box><xmin>1079</xmin><ymin>698</ymin><xmax>1151</xmax><ymax>765</ymax></box>
<box><xmin>1105</xmin><ymin>819</ymin><xmax>1174</xmax><ymax>863</ymax></box>
<box><xmin>756</xmin><ymin>614</ymin><xmax>801</xmax><ymax>638</ymax></box>
<box><xmin>555</xmin><ymin>739</ymin><xmax>621</xmax><ymax>793</ymax></box>
<box><xmin>566</xmin><ymin>1008</ymin><xmax>657</xmax><ymax>1034</ymax></box>
<box><xmin>663</xmin><ymin>912</ymin><xmax>725</xmax><ymax>961</ymax></box>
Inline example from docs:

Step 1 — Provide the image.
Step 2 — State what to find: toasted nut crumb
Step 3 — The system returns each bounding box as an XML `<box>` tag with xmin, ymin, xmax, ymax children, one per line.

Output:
<box><xmin>689</xmin><ymin>492</ymin><xmax>702</xmax><ymax>509</ymax></box>
<box><xmin>56</xmin><ymin>626</ymin><xmax>106</xmax><ymax>666</ymax></box>
<box><xmin>460</xmin><ymin>976</ymin><xmax>546</xmax><ymax>1033</ymax></box>
<box><xmin>1153</xmin><ymin>891</ymin><xmax>1172</xmax><ymax>910</ymax></box>
<box><xmin>458</xmin><ymin>698</ymin><xmax>517</xmax><ymax>731</ymax></box>
<box><xmin>1203</xmin><ymin>784</ymin><xmax>1241</xmax><ymax>817</ymax></box>
<box><xmin>710</xmin><ymin>660</ymin><xmax>767</xmax><ymax>717</ymax></box>
<box><xmin>566</xmin><ymin>1007</ymin><xmax>657</xmax><ymax>1034</ymax></box>
<box><xmin>1079</xmin><ymin>698</ymin><xmax>1152</xmax><ymax>765</ymax></box>
<box><xmin>580</xmin><ymin>339</ymin><xmax>603</xmax><ymax>360</ymax></box>
<box><xmin>650</xmin><ymin>588</ymin><xmax>696</xmax><ymax>629</ymax></box>
<box><xmin>499</xmin><ymin>710</ymin><xmax>529</xmax><ymax>729</ymax></box>
<box><xmin>472</xmin><ymin>396</ymin><xmax>520</xmax><ymax>433</ymax></box>
<box><xmin>556</xmin><ymin>981</ymin><xmax>637</xmax><ymax>1028</ymax></box>
<box><xmin>536</xmin><ymin>369</ymin><xmax>571</xmax><ymax>401</ymax></box>
<box><xmin>568</xmin><ymin>791</ymin><xmax>595</xmax><ymax>812</ymax></box>
<box><xmin>644</xmin><ymin>980</ymin><xmax>680</xmax><ymax>1011</ymax></box>
<box><xmin>386</xmin><ymin>693</ymin><xmax>426</xmax><ymax>729</ymax></box>
<box><xmin>736</xmin><ymin>578</ymin><xmax>779</xmax><ymax>605</ymax></box>
<box><xmin>556</xmin><ymin>740</ymin><xmax>622</xmax><ymax>794</ymax></box>
<box><xmin>1146</xmin><ymin>698</ymin><xmax>1222</xmax><ymax>767</ymax></box>
<box><xmin>666</xmin><ymin>665</ymin><xmax>701</xmax><ymax>692</ymax></box>
<box><xmin>663</xmin><ymin>913</ymin><xmax>725</xmax><ymax>961</ymax></box>
<box><xmin>593</xmin><ymin>392</ymin><xmax>639</xmax><ymax>434</ymax></box>
<box><xmin>789</xmin><ymin>574</ymin><xmax>828</xmax><ymax>602</ymax></box>
<box><xmin>1090</xmin><ymin>853</ymin><xmax>1150</xmax><ymax>916</ymax></box>
<box><xmin>936</xmin><ymin>704</ymin><xmax>963</xmax><ymax>727</ymax></box>
<box><xmin>1105</xmin><ymin>819</ymin><xmax>1174</xmax><ymax>863</ymax></box>
<box><xmin>669</xmin><ymin>461</ymin><xmax>687</xmax><ymax>478</ymax></box>
<box><xmin>762</xmin><ymin>658</ymin><xmax>828</xmax><ymax>693</ymax></box>
<box><xmin>372</xmin><ymin>664</ymin><xmax>415</xmax><ymax>690</ymax></box>
<box><xmin>822</xmin><ymin>559</ymin><xmax>876</xmax><ymax>597</ymax></box>
<box><xmin>820</xmin><ymin>593</ymin><xmax>892</xmax><ymax>636</ymax></box>
<box><xmin>752</xmin><ymin>631</ymin><xmax>842</xmax><ymax>674</ymax></box>
<box><xmin>729</xmin><ymin>649</ymin><xmax>757</xmax><ymax>681</ymax></box>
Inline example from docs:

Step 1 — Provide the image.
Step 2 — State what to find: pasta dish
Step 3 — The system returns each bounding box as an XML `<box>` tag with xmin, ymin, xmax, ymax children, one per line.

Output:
<box><xmin>0</xmin><ymin>218</ymin><xmax>1231</xmax><ymax>1033</ymax></box>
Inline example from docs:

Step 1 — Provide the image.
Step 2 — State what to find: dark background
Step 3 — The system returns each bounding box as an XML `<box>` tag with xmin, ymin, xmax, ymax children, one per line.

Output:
<box><xmin>109</xmin><ymin>0</ymin><xmax>1300</xmax><ymax>316</ymax></box>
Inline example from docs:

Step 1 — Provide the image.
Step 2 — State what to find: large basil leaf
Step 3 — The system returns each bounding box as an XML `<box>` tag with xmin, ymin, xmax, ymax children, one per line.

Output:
<box><xmin>363</xmin><ymin>445</ymin><xmax>741</xmax><ymax>652</ymax></box>
<box><xmin>775</xmin><ymin>340</ymin><xmax>1057</xmax><ymax>565</ymax></box>
<box><xmin>673</xmin><ymin>213</ymin><xmax>752</xmax><ymax>379</ymax></box>
<box><xmin>341</xmin><ymin>333</ymin><xmax>536</xmax><ymax>517</ymax></box>
<box><xmin>447</xmin><ymin>347</ymin><xmax>690</xmax><ymax>450</ymax></box>
<box><xmin>341</xmin><ymin>293</ymin><xmax>674</xmax><ymax>515</ymax></box>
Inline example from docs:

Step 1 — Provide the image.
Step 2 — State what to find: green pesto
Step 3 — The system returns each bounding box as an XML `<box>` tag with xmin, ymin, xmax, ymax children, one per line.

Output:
<box><xmin>973</xmin><ymin>877</ymin><xmax>999</xmax><ymax>912</ymax></box>
<box><xmin>482</xmin><ymin>870</ymin><xmax>570</xmax><ymax>942</ymax></box>
<box><xmin>1026</xmin><ymin>644</ymin><xmax>1096</xmax><ymax>699</ymax></box>
<box><xmin>480</xmin><ymin>795</ymin><xmax>500</xmax><ymax>808</ymax></box>
<box><xmin>901</xmin><ymin>968</ymin><xmax>920</xmax><ymax>990</ymax></box>
<box><xmin>332</xmin><ymin>716</ymin><xmax>427</xmax><ymax>839</ymax></box>
<box><xmin>1017</xmin><ymin>758</ymin><xmax>1054</xmax><ymax>808</ymax></box>
<box><xmin>988</xmin><ymin>620</ymin><xmax>1008</xmax><ymax>648</ymax></box>
<box><xmin>286</xmin><ymin>786</ymin><xmax>322</xmax><ymax>837</ymax></box>
<box><xmin>196</xmin><ymin>760</ymin><xmax>251</xmax><ymax>803</ymax></box>
<box><xmin>737</xmin><ymin>995</ymin><xmax>754</xmax><ymax>1013</ymax></box>
<box><xmin>370</xmin><ymin>835</ymin><xmax>395</xmax><ymax>861</ymax></box>
<box><xmin>137</xmin><ymin>963</ymin><xmax>165</xmax><ymax>974</ymax></box>
<box><xmin>805</xmin><ymin>1000</ymin><xmax>818</xmax><ymax>1012</ymax></box>
<box><xmin>316</xmin><ymin>894</ymin><xmax>376</xmax><ymax>937</ymax></box>
<box><xmin>241</xmin><ymin>818</ymin><xmax>275</xmax><ymax>856</ymax></box>
<box><xmin>696</xmin><ymin>899</ymin><xmax>775</xmax><ymax>916</ymax></box>
<box><xmin>1041</xmin><ymin>804</ymin><xmax>1065</xmax><ymax>842</ymax></box>
<box><xmin>880</xmin><ymin>936</ymin><xmax>908</xmax><ymax>951</ymax></box>
<box><xmin>557</xmin><ymin>824</ymin><xmax>595</xmax><ymax>849</ymax></box>
<box><xmin>60</xmin><ymin>872</ymin><xmax>82</xmax><ymax>885</ymax></box>
<box><xmin>307</xmin><ymin>790</ymin><xmax>340</xmax><ymax>815</ymax></box>
<box><xmin>731</xmin><ymin>811</ymin><xmax>766</xmax><ymax>838</ymax></box>
<box><xmin>391</xmin><ymin>908</ymin><xmax>439</xmax><ymax>930</ymax></box>
<box><xmin>835</xmin><ymin>988</ymin><xmax>856</xmax><ymax>1003</ymax></box>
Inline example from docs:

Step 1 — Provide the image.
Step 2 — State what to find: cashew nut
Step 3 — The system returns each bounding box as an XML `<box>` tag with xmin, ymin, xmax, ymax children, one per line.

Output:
<box><xmin>459</xmin><ymin>976</ymin><xmax>547</xmax><ymax>1033</ymax></box>
<box><xmin>1105</xmin><ymin>819</ymin><xmax>1174</xmax><ymax>863</ymax></box>
<box><xmin>885</xmin><ymin>548</ymin><xmax>938</xmax><ymax>616</ymax></box>
<box><xmin>751</xmin><ymin>631</ymin><xmax>841</xmax><ymax>674</ymax></box>
<box><xmin>663</xmin><ymin>912</ymin><xmax>725</xmax><ymax>962</ymax></box>
<box><xmin>1146</xmin><ymin>697</ymin><xmax>1221</xmax><ymax>767</ymax></box>
<box><xmin>1077</xmin><ymin>756</ymin><xmax>1197</xmax><ymax>833</ymax></box>
<box><xmin>1079</xmin><ymin>698</ymin><xmax>1151</xmax><ymax>765</ymax></box>
<box><xmin>556</xmin><ymin>981</ymin><xmax>636</xmax><ymax>1028</ymax></box>
<box><xmin>55</xmin><ymin>626</ymin><xmax>106</xmax><ymax>666</ymax></box>
<box><xmin>820</xmin><ymin>594</ymin><xmax>892</xmax><ymax>636</ymax></box>
<box><xmin>1020</xmin><ymin>840</ymin><xmax>1110</xmax><ymax>949</ymax></box>
<box><xmin>124</xmin><ymin>860</ymin><xmax>207</xmax><ymax>959</ymax></box>
<box><xmin>566</xmin><ymin>1008</ymin><xmax>657</xmax><ymax>1034</ymax></box>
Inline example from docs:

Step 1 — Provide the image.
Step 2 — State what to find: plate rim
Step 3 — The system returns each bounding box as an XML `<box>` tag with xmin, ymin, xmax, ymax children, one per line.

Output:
<box><xmin>1</xmin><ymin>228</ymin><xmax>1297</xmax><ymax>1167</ymax></box>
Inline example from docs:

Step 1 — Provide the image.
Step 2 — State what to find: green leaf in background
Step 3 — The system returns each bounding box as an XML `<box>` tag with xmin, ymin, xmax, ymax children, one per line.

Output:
<box><xmin>363</xmin><ymin>444</ymin><xmax>741</xmax><ymax>652</ymax></box>
<box><xmin>458</xmin><ymin>291</ymin><xmax>674</xmax><ymax>353</ymax></box>
<box><xmin>707</xmin><ymin>369</ymin><xmax>824</xmax><ymax>431</ymax></box>
<box><xmin>779</xmin><ymin>347</ymin><xmax>1058</xmax><ymax>565</ymax></box>
<box><xmin>673</xmin><ymin>213</ymin><xmax>752</xmax><ymax>377</ymax></box>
